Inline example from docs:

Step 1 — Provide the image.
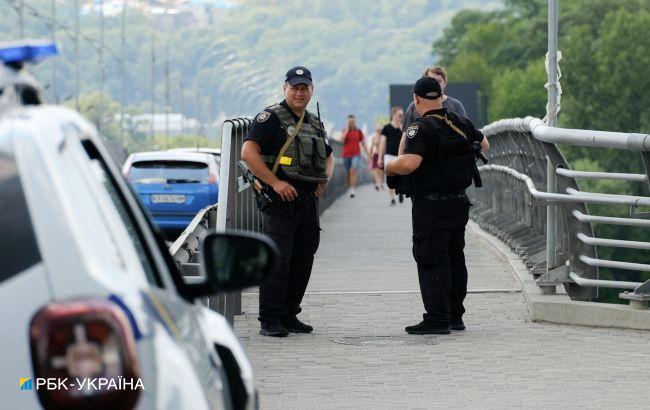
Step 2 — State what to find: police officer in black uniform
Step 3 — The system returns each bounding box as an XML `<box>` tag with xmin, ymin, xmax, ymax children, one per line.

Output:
<box><xmin>385</xmin><ymin>77</ymin><xmax>489</xmax><ymax>334</ymax></box>
<box><xmin>241</xmin><ymin>66</ymin><xmax>334</xmax><ymax>337</ymax></box>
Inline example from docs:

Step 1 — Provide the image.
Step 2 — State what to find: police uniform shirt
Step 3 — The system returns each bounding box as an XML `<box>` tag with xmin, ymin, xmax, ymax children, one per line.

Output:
<box><xmin>244</xmin><ymin>100</ymin><xmax>333</xmax><ymax>192</ymax></box>
<box><xmin>404</xmin><ymin>108</ymin><xmax>484</xmax><ymax>165</ymax></box>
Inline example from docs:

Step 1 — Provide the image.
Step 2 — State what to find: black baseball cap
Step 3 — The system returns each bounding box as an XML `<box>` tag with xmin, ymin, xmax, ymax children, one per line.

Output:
<box><xmin>413</xmin><ymin>77</ymin><xmax>442</xmax><ymax>100</ymax></box>
<box><xmin>285</xmin><ymin>66</ymin><xmax>313</xmax><ymax>86</ymax></box>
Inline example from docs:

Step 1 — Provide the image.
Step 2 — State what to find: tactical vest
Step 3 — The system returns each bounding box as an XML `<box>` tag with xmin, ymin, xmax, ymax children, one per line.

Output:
<box><xmin>263</xmin><ymin>104</ymin><xmax>329</xmax><ymax>183</ymax></box>
<box><xmin>397</xmin><ymin>115</ymin><xmax>477</xmax><ymax>197</ymax></box>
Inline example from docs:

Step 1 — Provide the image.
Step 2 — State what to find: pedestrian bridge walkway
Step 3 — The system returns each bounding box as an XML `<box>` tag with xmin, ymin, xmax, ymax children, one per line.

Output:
<box><xmin>234</xmin><ymin>184</ymin><xmax>650</xmax><ymax>409</ymax></box>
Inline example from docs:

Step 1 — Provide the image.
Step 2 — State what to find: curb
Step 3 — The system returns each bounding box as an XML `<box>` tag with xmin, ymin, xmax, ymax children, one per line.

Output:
<box><xmin>467</xmin><ymin>220</ymin><xmax>650</xmax><ymax>331</ymax></box>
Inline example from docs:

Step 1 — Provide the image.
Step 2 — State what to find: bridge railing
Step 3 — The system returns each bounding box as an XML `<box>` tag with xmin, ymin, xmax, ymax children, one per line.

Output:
<box><xmin>470</xmin><ymin>117</ymin><xmax>650</xmax><ymax>307</ymax></box>
<box><xmin>171</xmin><ymin>117</ymin><xmax>369</xmax><ymax>323</ymax></box>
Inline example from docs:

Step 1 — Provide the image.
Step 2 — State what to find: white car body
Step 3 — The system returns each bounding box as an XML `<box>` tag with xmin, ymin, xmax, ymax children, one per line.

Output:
<box><xmin>0</xmin><ymin>105</ymin><xmax>256</xmax><ymax>410</ymax></box>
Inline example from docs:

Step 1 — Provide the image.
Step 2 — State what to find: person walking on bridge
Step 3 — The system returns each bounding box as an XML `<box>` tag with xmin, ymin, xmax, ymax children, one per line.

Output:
<box><xmin>385</xmin><ymin>77</ymin><xmax>489</xmax><ymax>334</ymax></box>
<box><xmin>399</xmin><ymin>65</ymin><xmax>467</xmax><ymax>155</ymax></box>
<box><xmin>339</xmin><ymin>114</ymin><xmax>370</xmax><ymax>198</ymax></box>
<box><xmin>378</xmin><ymin>106</ymin><xmax>404</xmax><ymax>206</ymax></box>
<box><xmin>241</xmin><ymin>66</ymin><xmax>335</xmax><ymax>337</ymax></box>
<box><xmin>369</xmin><ymin>127</ymin><xmax>384</xmax><ymax>191</ymax></box>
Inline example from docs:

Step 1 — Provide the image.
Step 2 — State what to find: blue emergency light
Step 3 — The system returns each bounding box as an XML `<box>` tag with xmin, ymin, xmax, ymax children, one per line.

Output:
<box><xmin>0</xmin><ymin>40</ymin><xmax>58</xmax><ymax>65</ymax></box>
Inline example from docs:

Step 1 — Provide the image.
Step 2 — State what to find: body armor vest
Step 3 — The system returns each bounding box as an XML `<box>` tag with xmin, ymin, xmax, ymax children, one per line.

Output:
<box><xmin>397</xmin><ymin>115</ymin><xmax>477</xmax><ymax>197</ymax></box>
<box><xmin>263</xmin><ymin>104</ymin><xmax>329</xmax><ymax>183</ymax></box>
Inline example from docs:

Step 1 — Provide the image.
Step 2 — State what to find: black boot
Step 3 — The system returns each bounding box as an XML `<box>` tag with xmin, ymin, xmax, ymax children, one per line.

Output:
<box><xmin>260</xmin><ymin>321</ymin><xmax>289</xmax><ymax>337</ymax></box>
<box><xmin>450</xmin><ymin>319</ymin><xmax>465</xmax><ymax>331</ymax></box>
<box><xmin>405</xmin><ymin>320</ymin><xmax>450</xmax><ymax>335</ymax></box>
<box><xmin>281</xmin><ymin>315</ymin><xmax>313</xmax><ymax>333</ymax></box>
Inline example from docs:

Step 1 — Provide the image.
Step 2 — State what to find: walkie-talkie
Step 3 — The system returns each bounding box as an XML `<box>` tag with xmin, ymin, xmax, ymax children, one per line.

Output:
<box><xmin>316</xmin><ymin>102</ymin><xmax>326</xmax><ymax>140</ymax></box>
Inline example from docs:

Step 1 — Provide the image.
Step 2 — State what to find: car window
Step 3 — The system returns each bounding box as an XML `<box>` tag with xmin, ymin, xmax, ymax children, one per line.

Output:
<box><xmin>81</xmin><ymin>142</ymin><xmax>165</xmax><ymax>288</ymax></box>
<box><xmin>97</xmin><ymin>162</ymin><xmax>163</xmax><ymax>287</ymax></box>
<box><xmin>129</xmin><ymin>160</ymin><xmax>209</xmax><ymax>184</ymax></box>
<box><xmin>0</xmin><ymin>152</ymin><xmax>42</xmax><ymax>282</ymax></box>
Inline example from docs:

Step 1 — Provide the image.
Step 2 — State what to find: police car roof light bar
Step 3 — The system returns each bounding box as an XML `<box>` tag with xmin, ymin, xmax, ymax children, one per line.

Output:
<box><xmin>0</xmin><ymin>40</ymin><xmax>58</xmax><ymax>68</ymax></box>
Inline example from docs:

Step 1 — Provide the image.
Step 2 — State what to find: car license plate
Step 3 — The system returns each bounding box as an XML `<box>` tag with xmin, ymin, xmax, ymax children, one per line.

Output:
<box><xmin>151</xmin><ymin>194</ymin><xmax>186</xmax><ymax>204</ymax></box>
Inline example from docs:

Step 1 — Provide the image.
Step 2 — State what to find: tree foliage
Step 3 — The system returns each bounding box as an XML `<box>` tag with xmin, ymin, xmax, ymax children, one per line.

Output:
<box><xmin>433</xmin><ymin>0</ymin><xmax>650</xmax><ymax>299</ymax></box>
<box><xmin>0</xmin><ymin>0</ymin><xmax>498</xmax><ymax>132</ymax></box>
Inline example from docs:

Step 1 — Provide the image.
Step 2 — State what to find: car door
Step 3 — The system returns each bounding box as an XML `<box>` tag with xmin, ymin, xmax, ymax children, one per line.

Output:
<box><xmin>80</xmin><ymin>138</ymin><xmax>233</xmax><ymax>409</ymax></box>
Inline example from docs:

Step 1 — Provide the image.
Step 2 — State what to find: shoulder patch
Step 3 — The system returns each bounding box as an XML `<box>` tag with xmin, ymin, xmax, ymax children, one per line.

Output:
<box><xmin>406</xmin><ymin>125</ymin><xmax>419</xmax><ymax>138</ymax></box>
<box><xmin>256</xmin><ymin>111</ymin><xmax>271</xmax><ymax>123</ymax></box>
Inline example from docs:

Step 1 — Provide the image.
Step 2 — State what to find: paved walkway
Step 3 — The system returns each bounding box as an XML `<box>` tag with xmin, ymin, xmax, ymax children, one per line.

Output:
<box><xmin>235</xmin><ymin>184</ymin><xmax>650</xmax><ymax>409</ymax></box>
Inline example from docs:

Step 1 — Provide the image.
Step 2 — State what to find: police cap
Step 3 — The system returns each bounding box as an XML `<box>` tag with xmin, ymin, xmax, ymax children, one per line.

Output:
<box><xmin>413</xmin><ymin>77</ymin><xmax>442</xmax><ymax>100</ymax></box>
<box><xmin>285</xmin><ymin>66</ymin><xmax>313</xmax><ymax>86</ymax></box>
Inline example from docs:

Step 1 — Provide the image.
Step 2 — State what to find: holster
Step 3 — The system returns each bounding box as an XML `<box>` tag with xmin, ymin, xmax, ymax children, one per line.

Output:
<box><xmin>472</xmin><ymin>164</ymin><xmax>483</xmax><ymax>188</ymax></box>
<box><xmin>386</xmin><ymin>174</ymin><xmax>400</xmax><ymax>190</ymax></box>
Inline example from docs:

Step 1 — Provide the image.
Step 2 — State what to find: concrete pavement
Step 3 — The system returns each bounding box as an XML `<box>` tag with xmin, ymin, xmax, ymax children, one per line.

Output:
<box><xmin>235</xmin><ymin>184</ymin><xmax>650</xmax><ymax>409</ymax></box>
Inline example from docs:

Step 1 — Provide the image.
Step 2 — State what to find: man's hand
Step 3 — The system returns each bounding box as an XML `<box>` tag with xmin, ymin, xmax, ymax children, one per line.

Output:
<box><xmin>272</xmin><ymin>180</ymin><xmax>298</xmax><ymax>201</ymax></box>
<box><xmin>340</xmin><ymin>128</ymin><xmax>349</xmax><ymax>142</ymax></box>
<box><xmin>315</xmin><ymin>181</ymin><xmax>327</xmax><ymax>198</ymax></box>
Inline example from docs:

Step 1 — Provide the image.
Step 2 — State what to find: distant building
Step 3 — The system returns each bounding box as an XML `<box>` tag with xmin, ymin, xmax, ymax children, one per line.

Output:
<box><xmin>389</xmin><ymin>82</ymin><xmax>488</xmax><ymax>127</ymax></box>
<box><xmin>131</xmin><ymin>113</ymin><xmax>198</xmax><ymax>136</ymax></box>
<box><xmin>81</xmin><ymin>0</ymin><xmax>233</xmax><ymax>26</ymax></box>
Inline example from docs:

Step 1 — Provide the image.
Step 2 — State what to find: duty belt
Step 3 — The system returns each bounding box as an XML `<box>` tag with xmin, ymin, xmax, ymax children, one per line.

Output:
<box><xmin>416</xmin><ymin>192</ymin><xmax>467</xmax><ymax>201</ymax></box>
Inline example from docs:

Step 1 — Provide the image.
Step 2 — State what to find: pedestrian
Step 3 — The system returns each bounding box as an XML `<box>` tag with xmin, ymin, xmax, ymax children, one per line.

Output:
<box><xmin>340</xmin><ymin>114</ymin><xmax>370</xmax><ymax>198</ymax></box>
<box><xmin>241</xmin><ymin>66</ymin><xmax>335</xmax><ymax>337</ymax></box>
<box><xmin>399</xmin><ymin>65</ymin><xmax>467</xmax><ymax>155</ymax></box>
<box><xmin>369</xmin><ymin>127</ymin><xmax>384</xmax><ymax>191</ymax></box>
<box><xmin>385</xmin><ymin>77</ymin><xmax>489</xmax><ymax>334</ymax></box>
<box><xmin>377</xmin><ymin>106</ymin><xmax>404</xmax><ymax>205</ymax></box>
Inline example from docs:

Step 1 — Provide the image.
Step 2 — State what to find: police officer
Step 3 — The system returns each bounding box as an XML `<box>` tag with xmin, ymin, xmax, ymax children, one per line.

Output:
<box><xmin>241</xmin><ymin>66</ymin><xmax>334</xmax><ymax>337</ymax></box>
<box><xmin>385</xmin><ymin>77</ymin><xmax>489</xmax><ymax>334</ymax></box>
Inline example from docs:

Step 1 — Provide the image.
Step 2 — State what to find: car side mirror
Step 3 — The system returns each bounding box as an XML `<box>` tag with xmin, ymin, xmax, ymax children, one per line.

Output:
<box><xmin>200</xmin><ymin>230</ymin><xmax>279</xmax><ymax>292</ymax></box>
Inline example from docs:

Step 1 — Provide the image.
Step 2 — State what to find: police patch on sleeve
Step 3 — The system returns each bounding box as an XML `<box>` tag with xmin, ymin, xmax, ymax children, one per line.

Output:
<box><xmin>256</xmin><ymin>111</ymin><xmax>271</xmax><ymax>123</ymax></box>
<box><xmin>407</xmin><ymin>125</ymin><xmax>419</xmax><ymax>138</ymax></box>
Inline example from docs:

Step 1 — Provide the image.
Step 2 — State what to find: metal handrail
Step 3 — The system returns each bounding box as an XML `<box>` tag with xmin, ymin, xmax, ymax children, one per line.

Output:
<box><xmin>556</xmin><ymin>168</ymin><xmax>648</xmax><ymax>182</ymax></box>
<box><xmin>479</xmin><ymin>164</ymin><xmax>650</xmax><ymax>207</ymax></box>
<box><xmin>473</xmin><ymin>116</ymin><xmax>650</xmax><ymax>303</ymax></box>
<box><xmin>572</xmin><ymin>210</ymin><xmax>650</xmax><ymax>228</ymax></box>
<box><xmin>576</xmin><ymin>233</ymin><xmax>650</xmax><ymax>251</ymax></box>
<box><xmin>483</xmin><ymin>117</ymin><xmax>650</xmax><ymax>151</ymax></box>
<box><xmin>579</xmin><ymin>255</ymin><xmax>650</xmax><ymax>272</ymax></box>
<box><xmin>569</xmin><ymin>272</ymin><xmax>641</xmax><ymax>290</ymax></box>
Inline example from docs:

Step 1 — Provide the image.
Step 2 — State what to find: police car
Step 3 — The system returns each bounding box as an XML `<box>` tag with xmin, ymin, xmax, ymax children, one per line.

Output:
<box><xmin>0</xmin><ymin>41</ymin><xmax>270</xmax><ymax>410</ymax></box>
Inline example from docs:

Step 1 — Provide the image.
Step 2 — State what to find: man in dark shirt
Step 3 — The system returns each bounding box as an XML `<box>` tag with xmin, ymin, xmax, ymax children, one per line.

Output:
<box><xmin>242</xmin><ymin>66</ymin><xmax>334</xmax><ymax>337</ymax></box>
<box><xmin>378</xmin><ymin>106</ymin><xmax>404</xmax><ymax>205</ymax></box>
<box><xmin>399</xmin><ymin>65</ymin><xmax>468</xmax><ymax>155</ymax></box>
<box><xmin>385</xmin><ymin>77</ymin><xmax>488</xmax><ymax>335</ymax></box>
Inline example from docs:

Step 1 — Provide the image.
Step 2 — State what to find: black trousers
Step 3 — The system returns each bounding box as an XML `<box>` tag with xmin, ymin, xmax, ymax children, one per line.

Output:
<box><xmin>411</xmin><ymin>196</ymin><xmax>470</xmax><ymax>327</ymax></box>
<box><xmin>259</xmin><ymin>195</ymin><xmax>320</xmax><ymax>323</ymax></box>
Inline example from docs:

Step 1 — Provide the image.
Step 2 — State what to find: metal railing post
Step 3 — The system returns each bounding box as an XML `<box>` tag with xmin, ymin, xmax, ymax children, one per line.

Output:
<box><xmin>546</xmin><ymin>157</ymin><xmax>558</xmax><ymax>270</ymax></box>
<box><xmin>546</xmin><ymin>0</ymin><xmax>559</xmax><ymax>127</ymax></box>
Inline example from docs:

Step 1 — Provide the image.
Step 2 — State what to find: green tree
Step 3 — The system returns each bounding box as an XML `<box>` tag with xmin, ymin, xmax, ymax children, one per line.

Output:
<box><xmin>489</xmin><ymin>59</ymin><xmax>546</xmax><ymax>120</ymax></box>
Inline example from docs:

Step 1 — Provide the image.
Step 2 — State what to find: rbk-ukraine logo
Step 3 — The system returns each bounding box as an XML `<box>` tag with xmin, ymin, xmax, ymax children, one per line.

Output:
<box><xmin>19</xmin><ymin>378</ymin><xmax>33</xmax><ymax>390</ymax></box>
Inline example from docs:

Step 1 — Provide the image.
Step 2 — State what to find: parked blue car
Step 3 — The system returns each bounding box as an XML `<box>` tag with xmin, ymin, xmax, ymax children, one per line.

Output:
<box><xmin>122</xmin><ymin>151</ymin><xmax>219</xmax><ymax>232</ymax></box>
